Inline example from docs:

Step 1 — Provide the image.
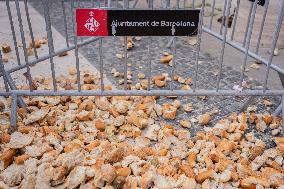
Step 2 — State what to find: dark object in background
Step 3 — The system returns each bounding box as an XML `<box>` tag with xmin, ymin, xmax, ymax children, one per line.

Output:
<box><xmin>217</xmin><ymin>14</ymin><xmax>234</xmax><ymax>28</ymax></box>
<box><xmin>248</xmin><ymin>0</ymin><xmax>266</xmax><ymax>6</ymax></box>
<box><xmin>217</xmin><ymin>6</ymin><xmax>236</xmax><ymax>28</ymax></box>
<box><xmin>0</xmin><ymin>101</ymin><xmax>5</xmax><ymax>112</ymax></box>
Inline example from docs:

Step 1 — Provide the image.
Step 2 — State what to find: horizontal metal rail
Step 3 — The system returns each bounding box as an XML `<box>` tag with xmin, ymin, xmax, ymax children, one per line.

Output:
<box><xmin>7</xmin><ymin>89</ymin><xmax>284</xmax><ymax>96</ymax></box>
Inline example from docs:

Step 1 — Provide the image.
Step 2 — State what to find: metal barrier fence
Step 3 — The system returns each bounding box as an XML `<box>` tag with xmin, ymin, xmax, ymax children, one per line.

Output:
<box><xmin>0</xmin><ymin>0</ymin><xmax>284</xmax><ymax>130</ymax></box>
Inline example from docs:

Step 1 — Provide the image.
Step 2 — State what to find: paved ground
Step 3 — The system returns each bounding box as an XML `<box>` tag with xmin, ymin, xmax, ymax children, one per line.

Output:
<box><xmin>0</xmin><ymin>0</ymin><xmax>282</xmax><ymax>141</ymax></box>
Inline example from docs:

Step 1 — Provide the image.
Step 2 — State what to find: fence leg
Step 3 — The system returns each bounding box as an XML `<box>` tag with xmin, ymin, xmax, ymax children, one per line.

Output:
<box><xmin>238</xmin><ymin>96</ymin><xmax>255</xmax><ymax>113</ymax></box>
<box><xmin>273</xmin><ymin>72</ymin><xmax>284</xmax><ymax>117</ymax></box>
<box><xmin>166</xmin><ymin>37</ymin><xmax>174</xmax><ymax>48</ymax></box>
<box><xmin>282</xmin><ymin>95</ymin><xmax>284</xmax><ymax>136</ymax></box>
<box><xmin>273</xmin><ymin>103</ymin><xmax>282</xmax><ymax>117</ymax></box>
<box><xmin>0</xmin><ymin>51</ymin><xmax>27</xmax><ymax>109</ymax></box>
<box><xmin>10</xmin><ymin>93</ymin><xmax>18</xmax><ymax>131</ymax></box>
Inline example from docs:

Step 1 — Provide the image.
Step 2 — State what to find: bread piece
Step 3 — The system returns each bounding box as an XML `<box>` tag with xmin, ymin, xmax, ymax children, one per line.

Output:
<box><xmin>64</xmin><ymin>166</ymin><xmax>86</xmax><ymax>189</ymax></box>
<box><xmin>68</xmin><ymin>68</ymin><xmax>77</xmax><ymax>75</ymax></box>
<box><xmin>95</xmin><ymin>119</ymin><xmax>105</xmax><ymax>131</ymax></box>
<box><xmin>155</xmin><ymin>79</ymin><xmax>166</xmax><ymax>87</ymax></box>
<box><xmin>141</xmin><ymin>170</ymin><xmax>156</xmax><ymax>189</ymax></box>
<box><xmin>0</xmin><ymin>164</ymin><xmax>24</xmax><ymax>187</ymax></box>
<box><xmin>216</xmin><ymin>139</ymin><xmax>236</xmax><ymax>154</ymax></box>
<box><xmin>101</xmin><ymin>164</ymin><xmax>117</xmax><ymax>184</ymax></box>
<box><xmin>114</xmin><ymin>100</ymin><xmax>129</xmax><ymax>114</ymax></box>
<box><xmin>195</xmin><ymin>169</ymin><xmax>214</xmax><ymax>183</ymax></box>
<box><xmin>106</xmin><ymin>148</ymin><xmax>125</xmax><ymax>164</ymax></box>
<box><xmin>116</xmin><ymin>167</ymin><xmax>131</xmax><ymax>177</ymax></box>
<box><xmin>0</xmin><ymin>149</ymin><xmax>16</xmax><ymax>169</ymax></box>
<box><xmin>176</xmin><ymin>175</ymin><xmax>196</xmax><ymax>189</ymax></box>
<box><xmin>52</xmin><ymin>166</ymin><xmax>68</xmax><ymax>182</ymax></box>
<box><xmin>7</xmin><ymin>132</ymin><xmax>33</xmax><ymax>149</ymax></box>
<box><xmin>180</xmin><ymin>164</ymin><xmax>195</xmax><ymax>178</ymax></box>
<box><xmin>183</xmin><ymin>103</ymin><xmax>193</xmax><ymax>112</ymax></box>
<box><xmin>1</xmin><ymin>43</ymin><xmax>11</xmax><ymax>53</ymax></box>
<box><xmin>123</xmin><ymin>175</ymin><xmax>139</xmax><ymax>189</ymax></box>
<box><xmin>1</xmin><ymin>133</ymin><xmax>10</xmax><ymax>143</ymax></box>
<box><xmin>95</xmin><ymin>97</ymin><xmax>110</xmax><ymax>111</ymax></box>
<box><xmin>83</xmin><ymin>74</ymin><xmax>94</xmax><ymax>84</ymax></box>
<box><xmin>160</xmin><ymin>54</ymin><xmax>173</xmax><ymax>64</ymax></box>
<box><xmin>188</xmin><ymin>152</ymin><xmax>197</xmax><ymax>168</ymax></box>
<box><xmin>23</xmin><ymin>108</ymin><xmax>49</xmax><ymax>125</ymax></box>
<box><xmin>198</xmin><ymin>113</ymin><xmax>211</xmax><ymax>125</ymax></box>
<box><xmin>162</xmin><ymin>103</ymin><xmax>177</xmax><ymax>120</ymax></box>
<box><xmin>18</xmin><ymin>126</ymin><xmax>33</xmax><ymax>134</ymax></box>
<box><xmin>180</xmin><ymin>120</ymin><xmax>191</xmax><ymax>128</ymax></box>
<box><xmin>76</xmin><ymin>110</ymin><xmax>94</xmax><ymax>121</ymax></box>
<box><xmin>14</xmin><ymin>154</ymin><xmax>29</xmax><ymax>164</ymax></box>
<box><xmin>240</xmin><ymin>176</ymin><xmax>270</xmax><ymax>189</ymax></box>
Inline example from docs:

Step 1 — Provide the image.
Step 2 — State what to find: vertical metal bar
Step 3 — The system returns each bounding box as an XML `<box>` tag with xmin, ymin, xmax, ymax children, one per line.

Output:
<box><xmin>149</xmin><ymin>0</ymin><xmax>153</xmax><ymax>9</ymax></box>
<box><xmin>133</xmin><ymin>0</ymin><xmax>139</xmax><ymax>8</ymax></box>
<box><xmin>243</xmin><ymin>2</ymin><xmax>254</xmax><ymax>47</ymax></box>
<box><xmin>3</xmin><ymin>80</ymin><xmax>9</xmax><ymax>93</ymax></box>
<box><xmin>123</xmin><ymin>37</ymin><xmax>128</xmax><ymax>90</ymax></box>
<box><xmin>77</xmin><ymin>0</ymin><xmax>84</xmax><ymax>43</ymax></box>
<box><xmin>71</xmin><ymin>0</ymin><xmax>81</xmax><ymax>91</ymax></box>
<box><xmin>0</xmin><ymin>51</ymin><xmax>9</xmax><ymax>92</ymax></box>
<box><xmin>193</xmin><ymin>0</ymin><xmax>205</xmax><ymax>92</ymax></box>
<box><xmin>0</xmin><ymin>50</ymin><xmax>27</xmax><ymax>108</ymax></box>
<box><xmin>5</xmin><ymin>0</ymin><xmax>21</xmax><ymax>66</ymax></box>
<box><xmin>123</xmin><ymin>0</ymin><xmax>128</xmax><ymax>90</ymax></box>
<box><xmin>255</xmin><ymin>0</ymin><xmax>270</xmax><ymax>54</ymax></box>
<box><xmin>107</xmin><ymin>0</ymin><xmax>111</xmax><ymax>7</ymax></box>
<box><xmin>62</xmin><ymin>0</ymin><xmax>70</xmax><ymax>48</ymax></box>
<box><xmin>23</xmin><ymin>0</ymin><xmax>38</xmax><ymax>59</ymax></box>
<box><xmin>170</xmin><ymin>37</ymin><xmax>176</xmax><ymax>90</ymax></box>
<box><xmin>15</xmin><ymin>0</ymin><xmax>33</xmax><ymax>91</ymax></box>
<box><xmin>147</xmin><ymin>37</ymin><xmax>152</xmax><ymax>91</ymax></box>
<box><xmin>99</xmin><ymin>38</ymin><xmax>104</xmax><ymax>91</ymax></box>
<box><xmin>239</xmin><ymin>0</ymin><xmax>258</xmax><ymax>87</ymax></box>
<box><xmin>10</xmin><ymin>93</ymin><xmax>18</xmax><ymax>128</ymax></box>
<box><xmin>219</xmin><ymin>0</ymin><xmax>227</xmax><ymax>35</ymax></box>
<box><xmin>147</xmin><ymin>0</ymin><xmax>153</xmax><ymax>91</ymax></box>
<box><xmin>273</xmin><ymin>103</ymin><xmax>282</xmax><ymax>117</ymax></box>
<box><xmin>169</xmin><ymin>0</ymin><xmax>178</xmax><ymax>90</ymax></box>
<box><xmin>183</xmin><ymin>0</ymin><xmax>186</xmax><ymax>9</ymax></box>
<box><xmin>209</xmin><ymin>0</ymin><xmax>216</xmax><ymax>29</ymax></box>
<box><xmin>192</xmin><ymin>0</ymin><xmax>194</xmax><ymax>8</ymax></box>
<box><xmin>230</xmin><ymin>0</ymin><xmax>240</xmax><ymax>41</ymax></box>
<box><xmin>161</xmin><ymin>0</ymin><xmax>170</xmax><ymax>9</ymax></box>
<box><xmin>43</xmin><ymin>0</ymin><xmax>57</xmax><ymax>91</ymax></box>
<box><xmin>124</xmin><ymin>0</ymin><xmax>129</xmax><ymax>9</ymax></box>
<box><xmin>263</xmin><ymin>0</ymin><xmax>284</xmax><ymax>92</ymax></box>
<box><xmin>217</xmin><ymin>0</ymin><xmax>230</xmax><ymax>91</ymax></box>
<box><xmin>282</xmin><ymin>95</ymin><xmax>284</xmax><ymax>136</ymax></box>
<box><xmin>92</xmin><ymin>0</ymin><xmax>95</xmax><ymax>7</ymax></box>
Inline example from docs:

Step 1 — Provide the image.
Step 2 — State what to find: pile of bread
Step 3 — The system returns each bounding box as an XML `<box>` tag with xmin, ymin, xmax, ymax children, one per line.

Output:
<box><xmin>0</xmin><ymin>73</ymin><xmax>283</xmax><ymax>189</ymax></box>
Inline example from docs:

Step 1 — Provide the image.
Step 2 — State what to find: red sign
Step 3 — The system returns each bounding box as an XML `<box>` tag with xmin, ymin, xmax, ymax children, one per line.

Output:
<box><xmin>76</xmin><ymin>9</ymin><xmax>200</xmax><ymax>36</ymax></box>
<box><xmin>76</xmin><ymin>9</ymin><xmax>108</xmax><ymax>36</ymax></box>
